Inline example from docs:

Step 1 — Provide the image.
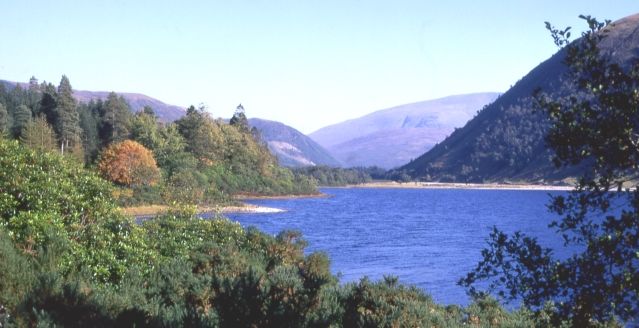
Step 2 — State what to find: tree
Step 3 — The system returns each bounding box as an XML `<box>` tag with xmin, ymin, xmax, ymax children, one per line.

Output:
<box><xmin>38</xmin><ymin>82</ymin><xmax>58</xmax><ymax>126</ymax></box>
<box><xmin>130</xmin><ymin>110</ymin><xmax>160</xmax><ymax>150</ymax></box>
<box><xmin>20</xmin><ymin>116</ymin><xmax>57</xmax><ymax>152</ymax></box>
<box><xmin>56</xmin><ymin>75</ymin><xmax>81</xmax><ymax>154</ymax></box>
<box><xmin>97</xmin><ymin>140</ymin><xmax>160</xmax><ymax>187</ymax></box>
<box><xmin>78</xmin><ymin>101</ymin><xmax>101</xmax><ymax>163</ymax></box>
<box><xmin>461</xmin><ymin>16</ymin><xmax>639</xmax><ymax>326</ymax></box>
<box><xmin>26</xmin><ymin>76</ymin><xmax>41</xmax><ymax>111</ymax></box>
<box><xmin>12</xmin><ymin>104</ymin><xmax>31</xmax><ymax>138</ymax></box>
<box><xmin>229</xmin><ymin>103</ymin><xmax>249</xmax><ymax>132</ymax></box>
<box><xmin>0</xmin><ymin>139</ymin><xmax>146</xmax><ymax>283</ymax></box>
<box><xmin>0</xmin><ymin>103</ymin><xmax>7</xmax><ymax>135</ymax></box>
<box><xmin>99</xmin><ymin>92</ymin><xmax>132</xmax><ymax>144</ymax></box>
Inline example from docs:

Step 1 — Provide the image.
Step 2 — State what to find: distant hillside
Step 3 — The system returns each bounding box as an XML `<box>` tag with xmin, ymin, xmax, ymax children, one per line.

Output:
<box><xmin>400</xmin><ymin>13</ymin><xmax>639</xmax><ymax>183</ymax></box>
<box><xmin>248</xmin><ymin>118</ymin><xmax>342</xmax><ymax>167</ymax></box>
<box><xmin>74</xmin><ymin>90</ymin><xmax>185</xmax><ymax>122</ymax></box>
<box><xmin>0</xmin><ymin>80</ymin><xmax>185</xmax><ymax>122</ymax></box>
<box><xmin>309</xmin><ymin>93</ymin><xmax>499</xmax><ymax>168</ymax></box>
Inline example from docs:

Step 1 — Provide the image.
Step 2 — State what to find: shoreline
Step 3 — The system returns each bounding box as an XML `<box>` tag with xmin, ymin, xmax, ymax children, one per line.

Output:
<box><xmin>335</xmin><ymin>181</ymin><xmax>574</xmax><ymax>191</ymax></box>
<box><xmin>121</xmin><ymin>203</ymin><xmax>285</xmax><ymax>217</ymax></box>
<box><xmin>233</xmin><ymin>192</ymin><xmax>329</xmax><ymax>200</ymax></box>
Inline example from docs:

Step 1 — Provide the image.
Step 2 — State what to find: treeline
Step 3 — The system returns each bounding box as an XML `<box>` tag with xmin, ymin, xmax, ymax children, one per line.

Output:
<box><xmin>293</xmin><ymin>166</ymin><xmax>387</xmax><ymax>186</ymax></box>
<box><xmin>0</xmin><ymin>138</ymin><xmax>543</xmax><ymax>327</ymax></box>
<box><xmin>0</xmin><ymin>76</ymin><xmax>316</xmax><ymax>205</ymax></box>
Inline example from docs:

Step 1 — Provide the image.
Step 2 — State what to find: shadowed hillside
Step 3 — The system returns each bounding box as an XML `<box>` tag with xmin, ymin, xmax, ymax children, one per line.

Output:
<box><xmin>400</xmin><ymin>13</ymin><xmax>639</xmax><ymax>183</ymax></box>
<box><xmin>249</xmin><ymin>118</ymin><xmax>341</xmax><ymax>167</ymax></box>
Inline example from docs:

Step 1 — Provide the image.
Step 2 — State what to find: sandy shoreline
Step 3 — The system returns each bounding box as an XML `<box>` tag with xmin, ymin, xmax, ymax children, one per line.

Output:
<box><xmin>337</xmin><ymin>181</ymin><xmax>574</xmax><ymax>191</ymax></box>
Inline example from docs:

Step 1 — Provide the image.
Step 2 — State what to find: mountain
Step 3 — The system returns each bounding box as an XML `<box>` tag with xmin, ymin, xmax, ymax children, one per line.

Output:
<box><xmin>0</xmin><ymin>80</ymin><xmax>185</xmax><ymax>122</ymax></box>
<box><xmin>400</xmin><ymin>13</ymin><xmax>639</xmax><ymax>183</ymax></box>
<box><xmin>248</xmin><ymin>118</ymin><xmax>342</xmax><ymax>167</ymax></box>
<box><xmin>309</xmin><ymin>93</ymin><xmax>500</xmax><ymax>169</ymax></box>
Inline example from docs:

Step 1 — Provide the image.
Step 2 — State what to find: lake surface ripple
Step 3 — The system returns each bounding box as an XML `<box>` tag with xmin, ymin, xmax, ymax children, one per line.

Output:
<box><xmin>224</xmin><ymin>187</ymin><xmax>569</xmax><ymax>305</ymax></box>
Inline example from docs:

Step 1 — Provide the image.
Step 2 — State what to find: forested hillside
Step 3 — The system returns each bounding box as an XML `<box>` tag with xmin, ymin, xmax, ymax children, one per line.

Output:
<box><xmin>0</xmin><ymin>76</ymin><xmax>317</xmax><ymax>206</ymax></box>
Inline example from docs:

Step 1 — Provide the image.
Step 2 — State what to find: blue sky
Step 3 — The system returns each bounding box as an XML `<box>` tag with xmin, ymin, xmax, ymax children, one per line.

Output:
<box><xmin>2</xmin><ymin>1</ymin><xmax>638</xmax><ymax>133</ymax></box>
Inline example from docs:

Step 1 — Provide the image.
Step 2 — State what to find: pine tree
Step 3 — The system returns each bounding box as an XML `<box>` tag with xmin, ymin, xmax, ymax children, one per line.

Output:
<box><xmin>100</xmin><ymin>92</ymin><xmax>131</xmax><ymax>144</ymax></box>
<box><xmin>38</xmin><ymin>82</ymin><xmax>58</xmax><ymax>126</ymax></box>
<box><xmin>0</xmin><ymin>103</ymin><xmax>7</xmax><ymax>135</ymax></box>
<box><xmin>230</xmin><ymin>103</ymin><xmax>249</xmax><ymax>132</ymax></box>
<box><xmin>12</xmin><ymin>105</ymin><xmax>31</xmax><ymax>138</ymax></box>
<box><xmin>27</xmin><ymin>76</ymin><xmax>40</xmax><ymax>111</ymax></box>
<box><xmin>56</xmin><ymin>75</ymin><xmax>81</xmax><ymax>154</ymax></box>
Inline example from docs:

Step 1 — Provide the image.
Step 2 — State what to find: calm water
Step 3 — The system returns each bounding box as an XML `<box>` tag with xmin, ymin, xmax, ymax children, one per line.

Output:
<box><xmin>224</xmin><ymin>187</ymin><xmax>569</xmax><ymax>306</ymax></box>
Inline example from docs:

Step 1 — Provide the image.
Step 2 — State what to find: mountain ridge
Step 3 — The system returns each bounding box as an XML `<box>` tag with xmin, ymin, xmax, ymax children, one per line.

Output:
<box><xmin>310</xmin><ymin>92</ymin><xmax>500</xmax><ymax>168</ymax></box>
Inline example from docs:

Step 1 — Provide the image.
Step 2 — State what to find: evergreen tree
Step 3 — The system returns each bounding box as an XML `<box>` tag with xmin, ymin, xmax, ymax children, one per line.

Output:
<box><xmin>0</xmin><ymin>103</ymin><xmax>7</xmax><ymax>135</ymax></box>
<box><xmin>78</xmin><ymin>102</ymin><xmax>101</xmax><ymax>162</ymax></box>
<box><xmin>142</xmin><ymin>105</ymin><xmax>155</xmax><ymax>116</ymax></box>
<box><xmin>12</xmin><ymin>105</ymin><xmax>31</xmax><ymax>138</ymax></box>
<box><xmin>38</xmin><ymin>82</ymin><xmax>58</xmax><ymax>126</ymax></box>
<box><xmin>230</xmin><ymin>103</ymin><xmax>249</xmax><ymax>132</ymax></box>
<box><xmin>100</xmin><ymin>92</ymin><xmax>131</xmax><ymax>144</ymax></box>
<box><xmin>26</xmin><ymin>76</ymin><xmax>41</xmax><ymax>111</ymax></box>
<box><xmin>56</xmin><ymin>75</ymin><xmax>81</xmax><ymax>153</ymax></box>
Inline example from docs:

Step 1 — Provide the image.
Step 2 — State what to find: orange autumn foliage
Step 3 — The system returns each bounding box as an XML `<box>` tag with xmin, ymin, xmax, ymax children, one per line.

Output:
<box><xmin>98</xmin><ymin>140</ymin><xmax>160</xmax><ymax>187</ymax></box>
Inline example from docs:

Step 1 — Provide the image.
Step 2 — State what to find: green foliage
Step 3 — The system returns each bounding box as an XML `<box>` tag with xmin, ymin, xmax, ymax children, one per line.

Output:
<box><xmin>0</xmin><ymin>143</ymin><xmax>540</xmax><ymax>326</ymax></box>
<box><xmin>20</xmin><ymin>115</ymin><xmax>58</xmax><ymax>152</ymax></box>
<box><xmin>12</xmin><ymin>104</ymin><xmax>31</xmax><ymax>138</ymax></box>
<box><xmin>100</xmin><ymin>92</ymin><xmax>132</xmax><ymax>144</ymax></box>
<box><xmin>55</xmin><ymin>75</ymin><xmax>81</xmax><ymax>152</ymax></box>
<box><xmin>229</xmin><ymin>103</ymin><xmax>249</xmax><ymax>132</ymax></box>
<box><xmin>294</xmin><ymin>166</ymin><xmax>382</xmax><ymax>186</ymax></box>
<box><xmin>0</xmin><ymin>139</ymin><xmax>148</xmax><ymax>283</ymax></box>
<box><xmin>0</xmin><ymin>103</ymin><xmax>7</xmax><ymax>134</ymax></box>
<box><xmin>78</xmin><ymin>101</ymin><xmax>101</xmax><ymax>162</ymax></box>
<box><xmin>462</xmin><ymin>16</ymin><xmax>639</xmax><ymax>326</ymax></box>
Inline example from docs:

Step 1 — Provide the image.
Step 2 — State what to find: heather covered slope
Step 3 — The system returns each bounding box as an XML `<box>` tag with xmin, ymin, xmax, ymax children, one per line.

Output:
<box><xmin>310</xmin><ymin>93</ymin><xmax>499</xmax><ymax>168</ymax></box>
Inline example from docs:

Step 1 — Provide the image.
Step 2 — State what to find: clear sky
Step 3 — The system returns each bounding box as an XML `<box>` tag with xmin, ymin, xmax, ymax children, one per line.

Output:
<box><xmin>2</xmin><ymin>1</ymin><xmax>638</xmax><ymax>133</ymax></box>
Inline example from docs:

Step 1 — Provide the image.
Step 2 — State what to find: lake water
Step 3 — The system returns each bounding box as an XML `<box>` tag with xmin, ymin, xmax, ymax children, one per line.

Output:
<box><xmin>224</xmin><ymin>187</ymin><xmax>570</xmax><ymax>306</ymax></box>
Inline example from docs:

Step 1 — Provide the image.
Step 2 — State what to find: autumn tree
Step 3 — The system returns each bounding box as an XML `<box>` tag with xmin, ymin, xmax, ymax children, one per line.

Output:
<box><xmin>97</xmin><ymin>140</ymin><xmax>160</xmax><ymax>187</ymax></box>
